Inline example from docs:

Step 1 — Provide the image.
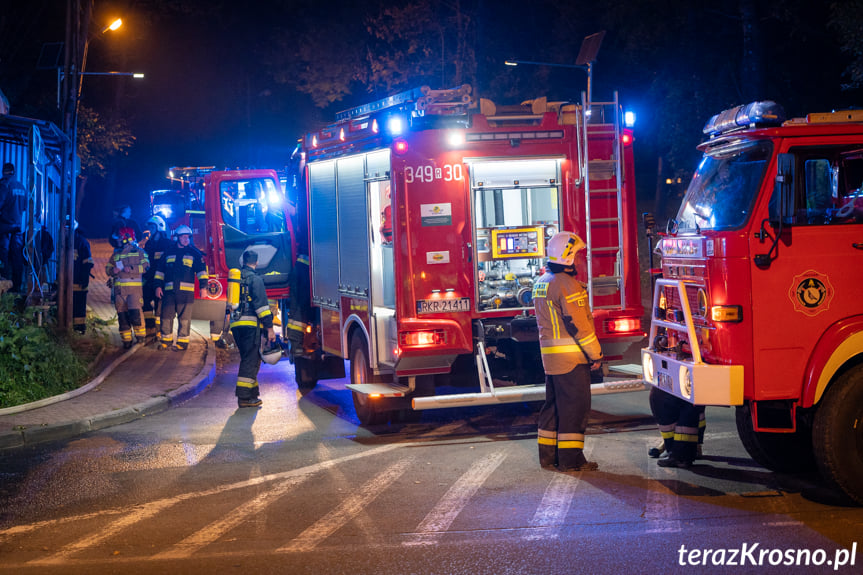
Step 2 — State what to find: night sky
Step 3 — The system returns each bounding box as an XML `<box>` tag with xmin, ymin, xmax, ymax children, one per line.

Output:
<box><xmin>1</xmin><ymin>0</ymin><xmax>859</xmax><ymax>236</ymax></box>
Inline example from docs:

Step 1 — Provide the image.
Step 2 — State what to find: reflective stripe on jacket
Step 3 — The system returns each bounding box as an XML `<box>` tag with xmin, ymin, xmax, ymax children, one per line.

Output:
<box><xmin>532</xmin><ymin>271</ymin><xmax>602</xmax><ymax>375</ymax></box>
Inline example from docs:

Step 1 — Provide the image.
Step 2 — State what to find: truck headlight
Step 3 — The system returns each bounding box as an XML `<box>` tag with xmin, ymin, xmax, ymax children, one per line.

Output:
<box><xmin>642</xmin><ymin>353</ymin><xmax>655</xmax><ymax>384</ymax></box>
<box><xmin>679</xmin><ymin>366</ymin><xmax>692</xmax><ymax>399</ymax></box>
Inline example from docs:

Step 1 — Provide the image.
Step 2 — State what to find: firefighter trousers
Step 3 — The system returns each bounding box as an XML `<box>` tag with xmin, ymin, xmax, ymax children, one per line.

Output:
<box><xmin>142</xmin><ymin>283</ymin><xmax>161</xmax><ymax>339</ymax></box>
<box><xmin>115</xmin><ymin>292</ymin><xmax>145</xmax><ymax>343</ymax></box>
<box><xmin>537</xmin><ymin>364</ymin><xmax>592</xmax><ymax>470</ymax></box>
<box><xmin>73</xmin><ymin>285</ymin><xmax>88</xmax><ymax>334</ymax></box>
<box><xmin>160</xmin><ymin>292</ymin><xmax>192</xmax><ymax>349</ymax></box>
<box><xmin>231</xmin><ymin>324</ymin><xmax>261</xmax><ymax>400</ymax></box>
<box><xmin>649</xmin><ymin>386</ymin><xmax>703</xmax><ymax>463</ymax></box>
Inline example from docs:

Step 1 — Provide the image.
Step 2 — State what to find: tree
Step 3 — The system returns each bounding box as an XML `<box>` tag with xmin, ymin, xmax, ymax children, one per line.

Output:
<box><xmin>269</xmin><ymin>0</ymin><xmax>477</xmax><ymax>108</ymax></box>
<box><xmin>75</xmin><ymin>105</ymin><xmax>135</xmax><ymax>213</ymax></box>
<box><xmin>829</xmin><ymin>0</ymin><xmax>863</xmax><ymax>89</ymax></box>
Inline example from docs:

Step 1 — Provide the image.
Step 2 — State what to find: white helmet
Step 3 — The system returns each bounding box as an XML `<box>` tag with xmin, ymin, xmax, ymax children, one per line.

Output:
<box><xmin>173</xmin><ymin>224</ymin><xmax>193</xmax><ymax>238</ymax></box>
<box><xmin>546</xmin><ymin>232</ymin><xmax>585</xmax><ymax>266</ymax></box>
<box><xmin>146</xmin><ymin>215</ymin><xmax>167</xmax><ymax>233</ymax></box>
<box><xmin>260</xmin><ymin>339</ymin><xmax>282</xmax><ymax>365</ymax></box>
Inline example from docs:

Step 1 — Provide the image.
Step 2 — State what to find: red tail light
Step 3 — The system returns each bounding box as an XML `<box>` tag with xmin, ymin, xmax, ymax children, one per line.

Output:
<box><xmin>605</xmin><ymin>318</ymin><xmax>641</xmax><ymax>333</ymax></box>
<box><xmin>399</xmin><ymin>330</ymin><xmax>445</xmax><ymax>347</ymax></box>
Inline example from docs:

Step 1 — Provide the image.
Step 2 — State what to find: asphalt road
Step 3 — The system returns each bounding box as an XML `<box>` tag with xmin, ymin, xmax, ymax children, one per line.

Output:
<box><xmin>0</xmin><ymin>348</ymin><xmax>861</xmax><ymax>575</ymax></box>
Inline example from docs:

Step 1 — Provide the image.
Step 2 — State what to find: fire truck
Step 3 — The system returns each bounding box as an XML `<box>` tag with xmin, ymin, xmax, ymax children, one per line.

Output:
<box><xmin>641</xmin><ymin>101</ymin><xmax>863</xmax><ymax>503</ymax></box>
<box><xmin>149</xmin><ymin>166</ymin><xmax>295</xmax><ymax>339</ymax></box>
<box><xmin>292</xmin><ymin>84</ymin><xmax>645</xmax><ymax>425</ymax></box>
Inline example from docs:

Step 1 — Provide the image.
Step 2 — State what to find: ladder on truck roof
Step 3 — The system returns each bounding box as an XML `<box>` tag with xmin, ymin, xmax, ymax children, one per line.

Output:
<box><xmin>334</xmin><ymin>84</ymin><xmax>474</xmax><ymax>121</ymax></box>
<box><xmin>580</xmin><ymin>91</ymin><xmax>627</xmax><ymax>310</ymax></box>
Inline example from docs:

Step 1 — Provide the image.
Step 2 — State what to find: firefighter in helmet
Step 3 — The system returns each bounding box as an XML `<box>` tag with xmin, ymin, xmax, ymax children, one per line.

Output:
<box><xmin>533</xmin><ymin>231</ymin><xmax>602</xmax><ymax>472</ymax></box>
<box><xmin>154</xmin><ymin>224</ymin><xmax>207</xmax><ymax>351</ymax></box>
<box><xmin>141</xmin><ymin>215</ymin><xmax>172</xmax><ymax>343</ymax></box>
<box><xmin>229</xmin><ymin>249</ymin><xmax>276</xmax><ymax>408</ymax></box>
<box><xmin>106</xmin><ymin>227</ymin><xmax>149</xmax><ymax>349</ymax></box>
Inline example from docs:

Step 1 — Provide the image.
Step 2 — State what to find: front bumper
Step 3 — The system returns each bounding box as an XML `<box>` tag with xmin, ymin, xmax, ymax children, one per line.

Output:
<box><xmin>641</xmin><ymin>348</ymin><xmax>743</xmax><ymax>406</ymax></box>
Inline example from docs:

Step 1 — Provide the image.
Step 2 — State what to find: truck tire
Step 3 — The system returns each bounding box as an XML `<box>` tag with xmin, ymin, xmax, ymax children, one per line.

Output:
<box><xmin>735</xmin><ymin>403</ymin><xmax>817</xmax><ymax>473</ymax></box>
<box><xmin>393</xmin><ymin>375</ymin><xmax>435</xmax><ymax>424</ymax></box>
<box><xmin>349</xmin><ymin>332</ymin><xmax>388</xmax><ymax>426</ymax></box>
<box><xmin>294</xmin><ymin>356</ymin><xmax>319</xmax><ymax>390</ymax></box>
<box><xmin>812</xmin><ymin>366</ymin><xmax>863</xmax><ymax>504</ymax></box>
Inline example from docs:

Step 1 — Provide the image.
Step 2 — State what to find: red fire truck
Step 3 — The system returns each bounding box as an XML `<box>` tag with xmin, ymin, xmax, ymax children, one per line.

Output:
<box><xmin>149</xmin><ymin>167</ymin><xmax>295</xmax><ymax>339</ymax></box>
<box><xmin>641</xmin><ymin>101</ymin><xmax>863</xmax><ymax>503</ymax></box>
<box><xmin>292</xmin><ymin>85</ymin><xmax>645</xmax><ymax>425</ymax></box>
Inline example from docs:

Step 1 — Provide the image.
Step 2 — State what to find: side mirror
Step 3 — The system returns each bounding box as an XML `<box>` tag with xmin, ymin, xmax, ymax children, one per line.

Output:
<box><xmin>770</xmin><ymin>153</ymin><xmax>795</xmax><ymax>228</ymax></box>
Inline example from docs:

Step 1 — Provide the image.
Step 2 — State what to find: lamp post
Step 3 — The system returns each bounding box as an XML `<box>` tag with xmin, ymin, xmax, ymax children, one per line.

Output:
<box><xmin>58</xmin><ymin>8</ymin><xmax>124</xmax><ymax>329</ymax></box>
<box><xmin>504</xmin><ymin>31</ymin><xmax>605</xmax><ymax>104</ymax></box>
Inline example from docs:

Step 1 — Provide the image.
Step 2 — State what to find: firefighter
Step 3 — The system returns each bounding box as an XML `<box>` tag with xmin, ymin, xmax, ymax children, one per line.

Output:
<box><xmin>141</xmin><ymin>215</ymin><xmax>171</xmax><ymax>343</ymax></box>
<box><xmin>154</xmin><ymin>224</ymin><xmax>207</xmax><ymax>351</ymax></box>
<box><xmin>106</xmin><ymin>228</ymin><xmax>149</xmax><ymax>349</ymax></box>
<box><xmin>230</xmin><ymin>249</ymin><xmax>275</xmax><ymax>408</ymax></box>
<box><xmin>648</xmin><ymin>387</ymin><xmax>704</xmax><ymax>468</ymax></box>
<box><xmin>533</xmin><ymin>232</ymin><xmax>603</xmax><ymax>472</ymax></box>
<box><xmin>70</xmin><ymin>219</ymin><xmax>93</xmax><ymax>334</ymax></box>
<box><xmin>648</xmin><ymin>409</ymin><xmax>706</xmax><ymax>459</ymax></box>
<box><xmin>0</xmin><ymin>163</ymin><xmax>26</xmax><ymax>292</ymax></box>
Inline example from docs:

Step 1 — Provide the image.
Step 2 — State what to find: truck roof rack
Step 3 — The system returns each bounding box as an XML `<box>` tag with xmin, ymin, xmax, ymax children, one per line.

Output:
<box><xmin>335</xmin><ymin>84</ymin><xmax>474</xmax><ymax>122</ymax></box>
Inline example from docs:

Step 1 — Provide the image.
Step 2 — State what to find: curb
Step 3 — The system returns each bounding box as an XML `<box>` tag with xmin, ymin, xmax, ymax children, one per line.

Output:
<box><xmin>0</xmin><ymin>333</ymin><xmax>216</xmax><ymax>451</ymax></box>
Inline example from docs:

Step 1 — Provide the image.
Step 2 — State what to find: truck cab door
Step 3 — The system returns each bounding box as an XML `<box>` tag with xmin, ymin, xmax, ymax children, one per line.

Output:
<box><xmin>218</xmin><ymin>175</ymin><xmax>293</xmax><ymax>293</ymax></box>
<box><xmin>750</xmin><ymin>143</ymin><xmax>863</xmax><ymax>400</ymax></box>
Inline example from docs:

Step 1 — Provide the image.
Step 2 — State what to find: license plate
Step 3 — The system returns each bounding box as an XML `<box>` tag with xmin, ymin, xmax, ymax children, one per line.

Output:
<box><xmin>657</xmin><ymin>371</ymin><xmax>673</xmax><ymax>392</ymax></box>
<box><xmin>416</xmin><ymin>297</ymin><xmax>471</xmax><ymax>314</ymax></box>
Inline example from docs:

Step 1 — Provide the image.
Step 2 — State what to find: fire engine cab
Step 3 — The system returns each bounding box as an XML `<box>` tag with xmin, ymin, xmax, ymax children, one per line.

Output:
<box><xmin>291</xmin><ymin>84</ymin><xmax>645</xmax><ymax>425</ymax></box>
<box><xmin>150</xmin><ymin>166</ymin><xmax>295</xmax><ymax>339</ymax></box>
<box><xmin>641</xmin><ymin>101</ymin><xmax>863</xmax><ymax>503</ymax></box>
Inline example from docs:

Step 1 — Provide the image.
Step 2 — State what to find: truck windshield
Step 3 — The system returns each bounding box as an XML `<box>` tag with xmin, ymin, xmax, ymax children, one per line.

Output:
<box><xmin>677</xmin><ymin>139</ymin><xmax>773</xmax><ymax>231</ymax></box>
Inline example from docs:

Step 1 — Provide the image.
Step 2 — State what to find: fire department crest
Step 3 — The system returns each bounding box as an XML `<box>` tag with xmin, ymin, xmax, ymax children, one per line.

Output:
<box><xmin>788</xmin><ymin>270</ymin><xmax>833</xmax><ymax>317</ymax></box>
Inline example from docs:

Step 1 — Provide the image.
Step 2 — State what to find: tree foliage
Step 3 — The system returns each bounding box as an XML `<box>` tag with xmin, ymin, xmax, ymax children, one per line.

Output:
<box><xmin>77</xmin><ymin>105</ymin><xmax>136</xmax><ymax>179</ymax></box>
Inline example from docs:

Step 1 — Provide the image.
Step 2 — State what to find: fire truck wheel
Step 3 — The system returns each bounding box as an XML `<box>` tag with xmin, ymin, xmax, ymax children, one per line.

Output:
<box><xmin>735</xmin><ymin>403</ymin><xmax>817</xmax><ymax>473</ymax></box>
<box><xmin>812</xmin><ymin>367</ymin><xmax>863</xmax><ymax>504</ymax></box>
<box><xmin>349</xmin><ymin>332</ymin><xmax>388</xmax><ymax>426</ymax></box>
<box><xmin>392</xmin><ymin>376</ymin><xmax>435</xmax><ymax>423</ymax></box>
<box><xmin>294</xmin><ymin>356</ymin><xmax>319</xmax><ymax>389</ymax></box>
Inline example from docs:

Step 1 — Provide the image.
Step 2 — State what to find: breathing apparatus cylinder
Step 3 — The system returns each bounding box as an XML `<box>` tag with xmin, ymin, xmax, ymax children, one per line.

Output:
<box><xmin>227</xmin><ymin>268</ymin><xmax>242</xmax><ymax>311</ymax></box>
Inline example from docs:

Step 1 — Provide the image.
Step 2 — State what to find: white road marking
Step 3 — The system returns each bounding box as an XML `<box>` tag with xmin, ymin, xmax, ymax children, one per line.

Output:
<box><xmin>278</xmin><ymin>457</ymin><xmax>414</xmax><ymax>553</ymax></box>
<box><xmin>404</xmin><ymin>449</ymin><xmax>507</xmax><ymax>546</ymax></box>
<box><xmin>526</xmin><ymin>444</ymin><xmax>595</xmax><ymax>539</ymax></box>
<box><xmin>27</xmin><ymin>443</ymin><xmax>403</xmax><ymax>565</ymax></box>
<box><xmin>644</xmin><ymin>439</ymin><xmax>681</xmax><ymax>534</ymax></box>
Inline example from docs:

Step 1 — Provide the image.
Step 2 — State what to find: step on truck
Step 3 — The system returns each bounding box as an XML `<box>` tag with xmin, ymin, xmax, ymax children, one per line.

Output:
<box><xmin>641</xmin><ymin>101</ymin><xmax>863</xmax><ymax>503</ymax></box>
<box><xmin>291</xmin><ymin>85</ymin><xmax>646</xmax><ymax>425</ymax></box>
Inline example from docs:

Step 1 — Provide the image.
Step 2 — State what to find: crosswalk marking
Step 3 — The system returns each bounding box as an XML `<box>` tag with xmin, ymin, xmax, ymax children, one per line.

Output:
<box><xmin>644</xmin><ymin>439</ymin><xmax>681</xmax><ymax>533</ymax></box>
<box><xmin>279</xmin><ymin>457</ymin><xmax>414</xmax><ymax>553</ymax></box>
<box><xmin>527</xmin><ymin>444</ymin><xmax>595</xmax><ymax>539</ymax></box>
<box><xmin>28</xmin><ymin>443</ymin><xmax>403</xmax><ymax>565</ymax></box>
<box><xmin>404</xmin><ymin>450</ymin><xmax>507</xmax><ymax>546</ymax></box>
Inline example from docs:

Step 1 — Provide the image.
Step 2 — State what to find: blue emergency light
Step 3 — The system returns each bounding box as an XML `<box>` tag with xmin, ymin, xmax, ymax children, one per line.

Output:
<box><xmin>703</xmin><ymin>101</ymin><xmax>786</xmax><ymax>136</ymax></box>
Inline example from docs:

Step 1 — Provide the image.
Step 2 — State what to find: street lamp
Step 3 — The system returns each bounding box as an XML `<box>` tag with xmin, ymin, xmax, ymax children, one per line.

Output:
<box><xmin>504</xmin><ymin>31</ymin><xmax>605</xmax><ymax>104</ymax></box>
<box><xmin>77</xmin><ymin>17</ymin><xmax>122</xmax><ymax>109</ymax></box>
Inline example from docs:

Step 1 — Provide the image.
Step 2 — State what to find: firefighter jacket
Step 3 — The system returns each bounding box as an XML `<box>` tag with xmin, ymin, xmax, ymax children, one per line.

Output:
<box><xmin>532</xmin><ymin>270</ymin><xmax>602</xmax><ymax>375</ymax></box>
<box><xmin>143</xmin><ymin>233</ymin><xmax>172</xmax><ymax>285</ymax></box>
<box><xmin>154</xmin><ymin>242</ymin><xmax>208</xmax><ymax>303</ymax></box>
<box><xmin>107</xmin><ymin>243</ymin><xmax>149</xmax><ymax>298</ymax></box>
<box><xmin>230</xmin><ymin>265</ymin><xmax>274</xmax><ymax>330</ymax></box>
<box><xmin>73</xmin><ymin>233</ymin><xmax>94</xmax><ymax>291</ymax></box>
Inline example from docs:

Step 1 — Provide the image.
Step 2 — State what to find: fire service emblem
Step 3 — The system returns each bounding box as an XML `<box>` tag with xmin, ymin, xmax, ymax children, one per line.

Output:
<box><xmin>788</xmin><ymin>270</ymin><xmax>833</xmax><ymax>317</ymax></box>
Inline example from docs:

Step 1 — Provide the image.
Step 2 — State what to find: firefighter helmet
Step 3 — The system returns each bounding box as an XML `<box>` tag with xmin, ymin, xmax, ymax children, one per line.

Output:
<box><xmin>118</xmin><ymin>226</ymin><xmax>136</xmax><ymax>245</ymax></box>
<box><xmin>173</xmin><ymin>224</ymin><xmax>193</xmax><ymax>238</ymax></box>
<box><xmin>146</xmin><ymin>215</ymin><xmax>167</xmax><ymax>233</ymax></box>
<box><xmin>546</xmin><ymin>232</ymin><xmax>585</xmax><ymax>266</ymax></box>
<box><xmin>260</xmin><ymin>339</ymin><xmax>282</xmax><ymax>365</ymax></box>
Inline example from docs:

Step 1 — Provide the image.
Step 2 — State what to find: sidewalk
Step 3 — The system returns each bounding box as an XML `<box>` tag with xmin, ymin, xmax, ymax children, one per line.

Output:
<box><xmin>0</xmin><ymin>239</ymin><xmax>216</xmax><ymax>451</ymax></box>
